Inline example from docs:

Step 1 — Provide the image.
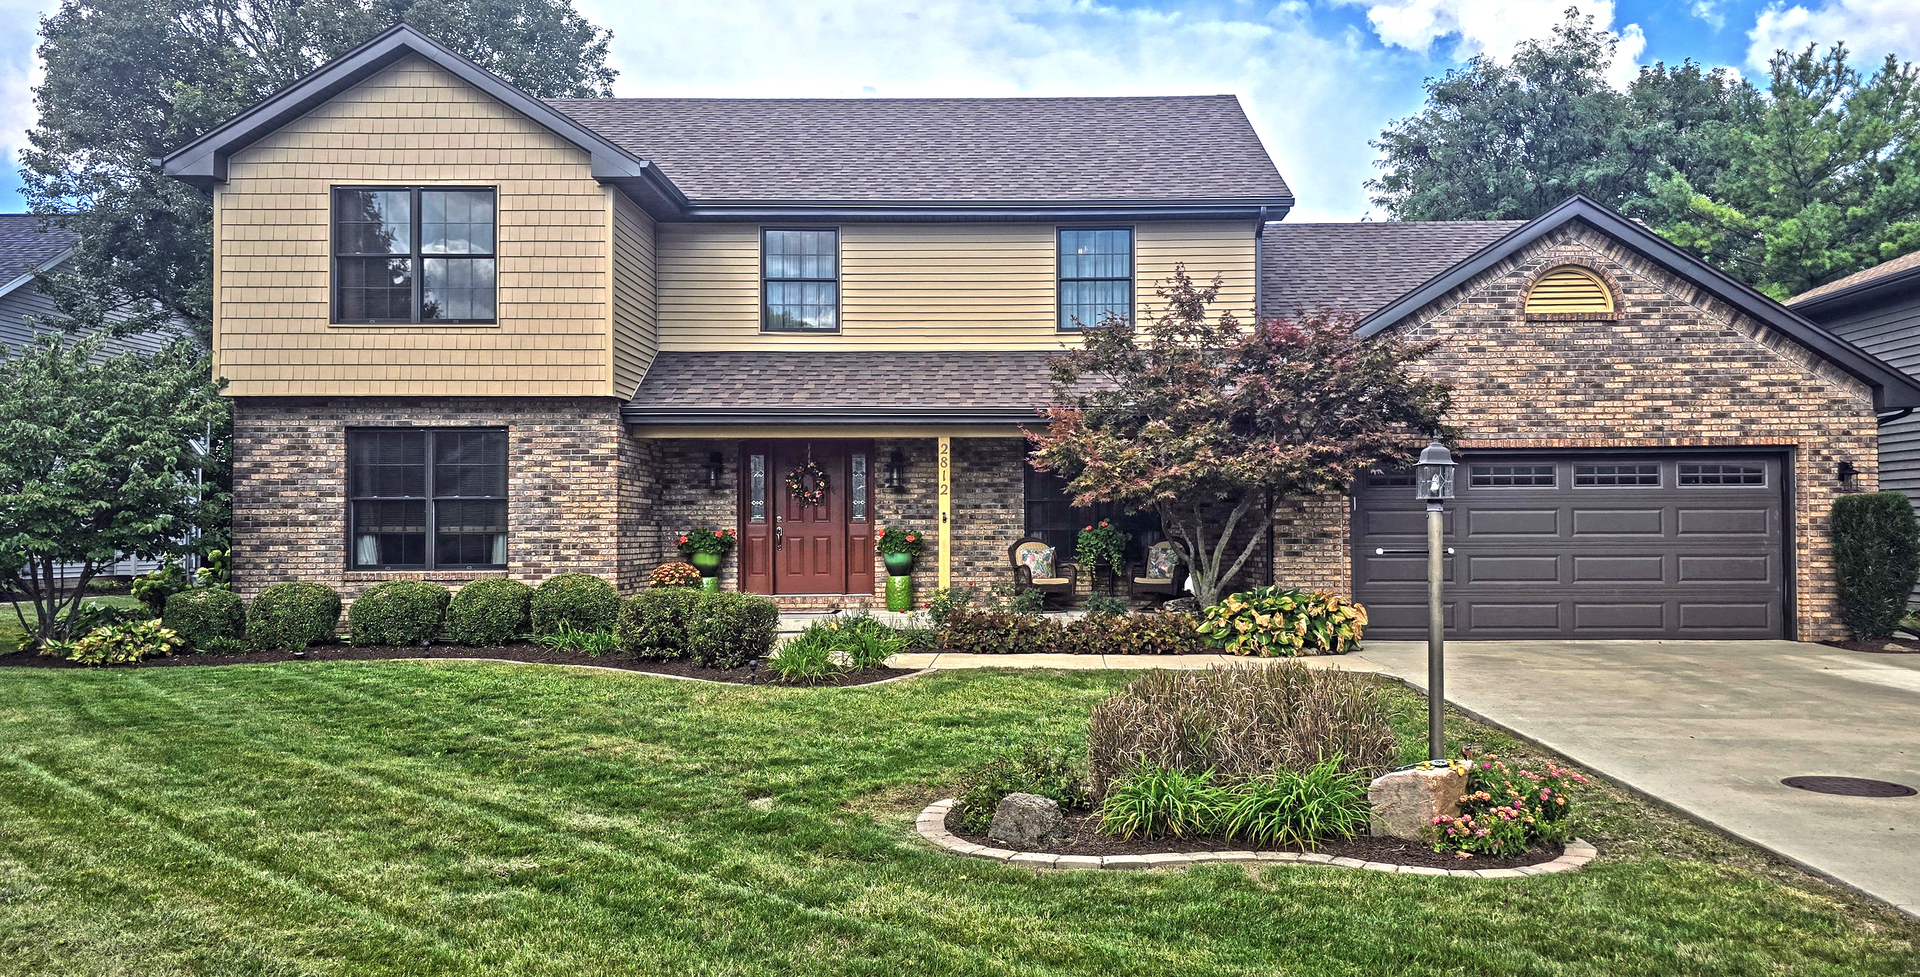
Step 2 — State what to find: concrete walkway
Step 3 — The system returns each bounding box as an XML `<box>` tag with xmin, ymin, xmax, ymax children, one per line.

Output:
<box><xmin>1356</xmin><ymin>639</ymin><xmax>1920</xmax><ymax>917</ymax></box>
<box><xmin>885</xmin><ymin>651</ymin><xmax>1384</xmax><ymax>671</ymax></box>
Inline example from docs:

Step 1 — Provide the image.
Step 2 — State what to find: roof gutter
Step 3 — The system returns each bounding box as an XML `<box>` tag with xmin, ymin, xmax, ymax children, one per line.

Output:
<box><xmin>620</xmin><ymin>406</ymin><xmax>1046</xmax><ymax>426</ymax></box>
<box><xmin>1790</xmin><ymin>263</ymin><xmax>1920</xmax><ymax>318</ymax></box>
<box><xmin>659</xmin><ymin>198</ymin><xmax>1295</xmax><ymax>223</ymax></box>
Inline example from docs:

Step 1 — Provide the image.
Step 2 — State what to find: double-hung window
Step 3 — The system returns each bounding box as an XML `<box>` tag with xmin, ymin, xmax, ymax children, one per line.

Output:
<box><xmin>348</xmin><ymin>428</ymin><xmax>507</xmax><ymax>570</ymax></box>
<box><xmin>334</xmin><ymin>187</ymin><xmax>497</xmax><ymax>323</ymax></box>
<box><xmin>1058</xmin><ymin>227</ymin><xmax>1133</xmax><ymax>331</ymax></box>
<box><xmin>762</xmin><ymin>228</ymin><xmax>839</xmax><ymax>332</ymax></box>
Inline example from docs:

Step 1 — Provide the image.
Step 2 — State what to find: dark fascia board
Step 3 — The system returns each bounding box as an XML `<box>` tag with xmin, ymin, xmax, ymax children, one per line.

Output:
<box><xmin>161</xmin><ymin>24</ymin><xmax>688</xmax><ymax>213</ymax></box>
<box><xmin>1356</xmin><ymin>195</ymin><xmax>1920</xmax><ymax>411</ymax></box>
<box><xmin>657</xmin><ymin>198</ymin><xmax>1294</xmax><ymax>223</ymax></box>
<box><xmin>620</xmin><ymin>406</ymin><xmax>1044</xmax><ymax>426</ymax></box>
<box><xmin>1788</xmin><ymin>263</ymin><xmax>1920</xmax><ymax>319</ymax></box>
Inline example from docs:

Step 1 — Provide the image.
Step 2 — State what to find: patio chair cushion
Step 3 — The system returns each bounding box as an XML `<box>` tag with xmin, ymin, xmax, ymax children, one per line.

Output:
<box><xmin>1015</xmin><ymin>544</ymin><xmax>1056</xmax><ymax>579</ymax></box>
<box><xmin>1145</xmin><ymin>542</ymin><xmax>1181</xmax><ymax>579</ymax></box>
<box><xmin>1134</xmin><ymin>576</ymin><xmax>1172</xmax><ymax>585</ymax></box>
<box><xmin>1030</xmin><ymin>576</ymin><xmax>1071</xmax><ymax>586</ymax></box>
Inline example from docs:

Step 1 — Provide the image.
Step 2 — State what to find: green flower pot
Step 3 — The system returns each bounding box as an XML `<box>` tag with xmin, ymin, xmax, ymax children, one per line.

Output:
<box><xmin>690</xmin><ymin>551</ymin><xmax>722</xmax><ymax>577</ymax></box>
<box><xmin>885</xmin><ymin>574</ymin><xmax>913</xmax><ymax>612</ymax></box>
<box><xmin>699</xmin><ymin>576</ymin><xmax>721</xmax><ymax>594</ymax></box>
<box><xmin>882</xmin><ymin>551</ymin><xmax>915</xmax><ymax>576</ymax></box>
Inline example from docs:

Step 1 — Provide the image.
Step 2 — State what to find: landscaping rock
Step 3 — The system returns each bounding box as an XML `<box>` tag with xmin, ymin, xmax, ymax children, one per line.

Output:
<box><xmin>1159</xmin><ymin>597</ymin><xmax>1199</xmax><ymax>614</ymax></box>
<box><xmin>988</xmin><ymin>792</ymin><xmax>1067</xmax><ymax>848</ymax></box>
<box><xmin>1367</xmin><ymin>764</ymin><xmax>1466</xmax><ymax>841</ymax></box>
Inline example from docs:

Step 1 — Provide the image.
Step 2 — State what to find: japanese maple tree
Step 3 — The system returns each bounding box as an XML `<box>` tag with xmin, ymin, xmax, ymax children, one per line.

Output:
<box><xmin>1029</xmin><ymin>269</ymin><xmax>1451</xmax><ymax>607</ymax></box>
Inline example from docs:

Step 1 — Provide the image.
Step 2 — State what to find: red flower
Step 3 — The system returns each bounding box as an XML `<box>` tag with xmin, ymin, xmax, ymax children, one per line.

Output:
<box><xmin>1099</xmin><ymin>520</ymin><xmax>1109</xmax><ymax>527</ymax></box>
<box><xmin>906</xmin><ymin>533</ymin><xmax>917</xmax><ymax>542</ymax></box>
<box><xmin>1084</xmin><ymin>525</ymin><xmax>1093</xmax><ymax>531</ymax></box>
<box><xmin>677</xmin><ymin>535</ymin><xmax>688</xmax><ymax>544</ymax></box>
<box><xmin>714</xmin><ymin>530</ymin><xmax>724</xmax><ymax>538</ymax></box>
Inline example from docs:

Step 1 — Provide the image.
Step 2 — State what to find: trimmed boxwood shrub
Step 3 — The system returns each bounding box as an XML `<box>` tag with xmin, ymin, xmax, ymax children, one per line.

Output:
<box><xmin>347</xmin><ymin>580</ymin><xmax>452</xmax><ymax>646</ymax></box>
<box><xmin>686</xmin><ymin>592</ymin><xmax>780</xmax><ymax>669</ymax></box>
<box><xmin>1832</xmin><ymin>491</ymin><xmax>1920</xmax><ymax>638</ymax></box>
<box><xmin>445</xmin><ymin>578</ymin><xmax>533</xmax><ymax>647</ymax></box>
<box><xmin>618</xmin><ymin>588</ymin><xmax>704</xmax><ymax>660</ymax></box>
<box><xmin>162</xmin><ymin>588</ymin><xmax>245</xmax><ymax>651</ymax></box>
<box><xmin>246</xmin><ymin>582</ymin><xmax>342</xmax><ymax>651</ymax></box>
<box><xmin>530</xmin><ymin>573</ymin><xmax>621</xmax><ymax>636</ymax></box>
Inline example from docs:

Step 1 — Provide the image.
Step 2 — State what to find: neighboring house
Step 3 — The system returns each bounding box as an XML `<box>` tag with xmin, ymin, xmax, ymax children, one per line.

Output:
<box><xmin>161</xmin><ymin>25</ymin><xmax>1920</xmax><ymax>642</ymax></box>
<box><xmin>1787</xmin><ymin>254</ymin><xmax>1920</xmax><ymax>527</ymax></box>
<box><xmin>0</xmin><ymin>214</ymin><xmax>170</xmax><ymax>580</ymax></box>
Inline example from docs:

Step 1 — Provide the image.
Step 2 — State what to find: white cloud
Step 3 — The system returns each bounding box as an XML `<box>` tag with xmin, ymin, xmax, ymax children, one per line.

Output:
<box><xmin>574</xmin><ymin>0</ymin><xmax>1412</xmax><ymax>220</ymax></box>
<box><xmin>1341</xmin><ymin>0</ymin><xmax>1642</xmax><ymax>82</ymax></box>
<box><xmin>1691</xmin><ymin>1</ymin><xmax>1727</xmax><ymax>30</ymax></box>
<box><xmin>1747</xmin><ymin>1</ymin><xmax>1920</xmax><ymax>70</ymax></box>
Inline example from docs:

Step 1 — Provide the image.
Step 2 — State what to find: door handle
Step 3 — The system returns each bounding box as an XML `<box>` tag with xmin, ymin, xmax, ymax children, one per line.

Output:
<box><xmin>774</xmin><ymin>526</ymin><xmax>784</xmax><ymax>549</ymax></box>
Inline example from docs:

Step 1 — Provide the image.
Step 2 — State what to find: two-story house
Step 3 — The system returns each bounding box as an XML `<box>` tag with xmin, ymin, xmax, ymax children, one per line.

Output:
<box><xmin>166</xmin><ymin>25</ymin><xmax>1920</xmax><ymax>642</ymax></box>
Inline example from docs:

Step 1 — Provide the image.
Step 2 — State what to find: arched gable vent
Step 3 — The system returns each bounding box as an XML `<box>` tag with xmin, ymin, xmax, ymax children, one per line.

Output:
<box><xmin>1525</xmin><ymin>265</ymin><xmax>1615</xmax><ymax>315</ymax></box>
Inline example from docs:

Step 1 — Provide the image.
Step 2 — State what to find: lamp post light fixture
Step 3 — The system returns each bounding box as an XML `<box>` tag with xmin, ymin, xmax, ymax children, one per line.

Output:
<box><xmin>1412</xmin><ymin>438</ymin><xmax>1456</xmax><ymax>762</ymax></box>
<box><xmin>706</xmin><ymin>451</ymin><xmax>725</xmax><ymax>491</ymax></box>
<box><xmin>885</xmin><ymin>449</ymin><xmax>908</xmax><ymax>493</ymax></box>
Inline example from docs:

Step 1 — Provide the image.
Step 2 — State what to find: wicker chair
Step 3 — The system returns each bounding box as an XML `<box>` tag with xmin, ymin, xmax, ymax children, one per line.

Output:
<box><xmin>1009</xmin><ymin>537</ymin><xmax>1077</xmax><ymax>609</ymax></box>
<box><xmin>1128</xmin><ymin>540</ymin><xmax>1188</xmax><ymax>606</ymax></box>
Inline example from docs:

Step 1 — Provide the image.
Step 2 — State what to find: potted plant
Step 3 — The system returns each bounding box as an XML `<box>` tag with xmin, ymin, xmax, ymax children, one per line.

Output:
<box><xmin>1075</xmin><ymin>520</ymin><xmax>1128</xmax><ymax>594</ymax></box>
<box><xmin>678</xmin><ymin>526</ymin><xmax>737</xmax><ymax>580</ymax></box>
<box><xmin>875</xmin><ymin>526</ymin><xmax>924</xmax><ymax>576</ymax></box>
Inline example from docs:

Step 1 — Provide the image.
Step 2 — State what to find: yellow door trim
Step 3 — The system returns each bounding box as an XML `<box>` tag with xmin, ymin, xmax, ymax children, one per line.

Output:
<box><xmin>938</xmin><ymin>435</ymin><xmax>952</xmax><ymax>589</ymax></box>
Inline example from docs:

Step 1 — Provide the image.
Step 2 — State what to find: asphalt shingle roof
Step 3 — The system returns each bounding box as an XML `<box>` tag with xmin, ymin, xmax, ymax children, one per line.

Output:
<box><xmin>626</xmin><ymin>350</ymin><xmax>1067</xmax><ymax>415</ymax></box>
<box><xmin>1788</xmin><ymin>249</ymin><xmax>1920</xmax><ymax>306</ymax></box>
<box><xmin>1261</xmin><ymin>220</ymin><xmax>1524</xmax><ymax>319</ymax></box>
<box><xmin>546</xmin><ymin>96</ymin><xmax>1291</xmax><ymax>203</ymax></box>
<box><xmin>0</xmin><ymin>215</ymin><xmax>76</xmax><ymax>286</ymax></box>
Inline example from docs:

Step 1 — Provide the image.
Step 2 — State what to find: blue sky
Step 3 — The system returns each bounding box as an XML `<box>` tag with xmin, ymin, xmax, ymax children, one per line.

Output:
<box><xmin>0</xmin><ymin>1</ymin><xmax>1915</xmax><ymax>219</ymax></box>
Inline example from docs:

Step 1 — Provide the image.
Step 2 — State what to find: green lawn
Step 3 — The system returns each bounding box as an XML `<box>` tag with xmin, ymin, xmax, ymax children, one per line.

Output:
<box><xmin>0</xmin><ymin>595</ymin><xmax>145</xmax><ymax>655</ymax></box>
<box><xmin>1</xmin><ymin>662</ymin><xmax>1912</xmax><ymax>976</ymax></box>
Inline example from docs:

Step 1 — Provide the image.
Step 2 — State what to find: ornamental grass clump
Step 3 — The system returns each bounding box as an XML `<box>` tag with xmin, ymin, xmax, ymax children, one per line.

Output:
<box><xmin>1085</xmin><ymin>663</ymin><xmax>1396</xmax><ymax>796</ymax></box>
<box><xmin>1197</xmin><ymin>585</ymin><xmax>1368</xmax><ymax>656</ymax></box>
<box><xmin>1431</xmin><ymin>755</ymin><xmax>1590</xmax><ymax>856</ymax></box>
<box><xmin>767</xmin><ymin>613</ymin><xmax>914</xmax><ymax>682</ymax></box>
<box><xmin>1217</xmin><ymin>758</ymin><xmax>1370</xmax><ymax>850</ymax></box>
<box><xmin>1095</xmin><ymin>763</ymin><xmax>1229</xmax><ymax>840</ymax></box>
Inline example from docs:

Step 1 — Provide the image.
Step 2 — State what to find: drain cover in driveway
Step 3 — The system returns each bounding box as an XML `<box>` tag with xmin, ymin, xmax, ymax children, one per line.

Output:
<box><xmin>1781</xmin><ymin>776</ymin><xmax>1916</xmax><ymax>797</ymax></box>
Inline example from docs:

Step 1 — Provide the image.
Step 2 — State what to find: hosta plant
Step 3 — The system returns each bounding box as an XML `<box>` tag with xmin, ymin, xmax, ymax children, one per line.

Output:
<box><xmin>1198</xmin><ymin>586</ymin><xmax>1367</xmax><ymax>657</ymax></box>
<box><xmin>50</xmin><ymin>619</ymin><xmax>185</xmax><ymax>666</ymax></box>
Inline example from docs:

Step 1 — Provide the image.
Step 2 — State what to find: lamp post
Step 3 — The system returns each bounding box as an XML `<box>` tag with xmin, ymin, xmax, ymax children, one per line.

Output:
<box><xmin>1413</xmin><ymin>438</ymin><xmax>1456</xmax><ymax>762</ymax></box>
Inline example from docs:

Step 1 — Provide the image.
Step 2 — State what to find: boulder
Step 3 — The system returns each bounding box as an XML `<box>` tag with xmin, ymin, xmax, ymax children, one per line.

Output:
<box><xmin>1367</xmin><ymin>764</ymin><xmax>1467</xmax><ymax>841</ymax></box>
<box><xmin>988</xmin><ymin>792</ymin><xmax>1068</xmax><ymax>848</ymax></box>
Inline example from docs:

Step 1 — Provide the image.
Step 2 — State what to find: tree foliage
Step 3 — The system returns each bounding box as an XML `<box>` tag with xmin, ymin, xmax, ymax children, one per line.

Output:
<box><xmin>22</xmin><ymin>0</ymin><xmax>618</xmax><ymax>348</ymax></box>
<box><xmin>1028</xmin><ymin>270</ymin><xmax>1451</xmax><ymax>607</ymax></box>
<box><xmin>0</xmin><ymin>336</ymin><xmax>224</xmax><ymax>643</ymax></box>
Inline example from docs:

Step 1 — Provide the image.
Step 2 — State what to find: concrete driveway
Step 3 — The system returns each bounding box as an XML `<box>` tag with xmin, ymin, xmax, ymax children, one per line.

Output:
<box><xmin>1355</xmin><ymin>639</ymin><xmax>1920</xmax><ymax>916</ymax></box>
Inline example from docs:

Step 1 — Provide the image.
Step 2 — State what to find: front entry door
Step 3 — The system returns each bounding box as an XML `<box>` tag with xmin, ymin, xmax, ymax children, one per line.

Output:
<box><xmin>739</xmin><ymin>440</ymin><xmax>875</xmax><ymax>596</ymax></box>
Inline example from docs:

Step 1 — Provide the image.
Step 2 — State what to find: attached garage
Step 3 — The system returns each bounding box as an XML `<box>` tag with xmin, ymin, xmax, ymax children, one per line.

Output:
<box><xmin>1354</xmin><ymin>452</ymin><xmax>1788</xmax><ymax>640</ymax></box>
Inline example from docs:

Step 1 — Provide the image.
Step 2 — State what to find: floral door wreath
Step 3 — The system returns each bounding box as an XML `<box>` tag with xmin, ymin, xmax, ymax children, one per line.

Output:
<box><xmin>786</xmin><ymin>459</ymin><xmax>830</xmax><ymax>506</ymax></box>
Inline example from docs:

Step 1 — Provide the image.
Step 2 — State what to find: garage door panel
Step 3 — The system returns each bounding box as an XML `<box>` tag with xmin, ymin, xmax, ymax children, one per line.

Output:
<box><xmin>1676</xmin><ymin>508</ymin><xmax>1770</xmax><ymax>536</ymax></box>
<box><xmin>1573</xmin><ymin>603</ymin><xmax>1666</xmax><ymax>630</ymax></box>
<box><xmin>1572</xmin><ymin>555</ymin><xmax>1665</xmax><ymax>582</ymax></box>
<box><xmin>1355</xmin><ymin>452</ymin><xmax>1784</xmax><ymax>639</ymax></box>
<box><xmin>1571</xmin><ymin>509</ymin><xmax>1664</xmax><ymax>535</ymax></box>
<box><xmin>1466</xmin><ymin>555</ymin><xmax>1560</xmax><ymax>583</ymax></box>
<box><xmin>1465</xmin><ymin>508</ymin><xmax>1559</xmax><ymax>536</ymax></box>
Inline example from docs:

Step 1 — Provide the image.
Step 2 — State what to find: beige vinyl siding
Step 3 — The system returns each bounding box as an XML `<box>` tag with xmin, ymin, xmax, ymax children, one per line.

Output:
<box><xmin>656</xmin><ymin>220</ymin><xmax>1257</xmax><ymax>351</ymax></box>
<box><xmin>611</xmin><ymin>190</ymin><xmax>659</xmax><ymax>397</ymax></box>
<box><xmin>215</xmin><ymin>55</ymin><xmax>612</xmax><ymax>397</ymax></box>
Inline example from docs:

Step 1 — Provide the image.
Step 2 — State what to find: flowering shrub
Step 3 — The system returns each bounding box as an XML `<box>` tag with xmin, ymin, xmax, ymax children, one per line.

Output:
<box><xmin>1197</xmin><ymin>586</ymin><xmax>1367</xmax><ymax>657</ymax></box>
<box><xmin>1431</xmin><ymin>755</ymin><xmax>1590</xmax><ymax>855</ymax></box>
<box><xmin>677</xmin><ymin>526</ymin><xmax>737</xmax><ymax>557</ymax></box>
<box><xmin>875</xmin><ymin>526</ymin><xmax>924</xmax><ymax>557</ymax></box>
<box><xmin>649</xmin><ymin>561</ymin><xmax>702</xmax><ymax>588</ymax></box>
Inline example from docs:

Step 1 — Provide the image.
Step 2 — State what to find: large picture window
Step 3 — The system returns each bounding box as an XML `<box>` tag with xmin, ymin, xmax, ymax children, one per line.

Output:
<box><xmin>348</xmin><ymin>428</ymin><xmax>507</xmax><ymax>570</ymax></box>
<box><xmin>1024</xmin><ymin>460</ymin><xmax>1162</xmax><ymax>565</ymax></box>
<box><xmin>334</xmin><ymin>187</ymin><xmax>496</xmax><ymax>324</ymax></box>
<box><xmin>762</xmin><ymin>228</ymin><xmax>839</xmax><ymax>332</ymax></box>
<box><xmin>1058</xmin><ymin>227</ymin><xmax>1133</xmax><ymax>331</ymax></box>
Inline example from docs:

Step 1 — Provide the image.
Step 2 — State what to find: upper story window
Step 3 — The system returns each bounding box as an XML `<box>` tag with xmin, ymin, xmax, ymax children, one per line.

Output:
<box><xmin>348</xmin><ymin>428</ymin><xmax>507</xmax><ymax>570</ymax></box>
<box><xmin>762</xmin><ymin>228</ymin><xmax>839</xmax><ymax>332</ymax></box>
<box><xmin>1059</xmin><ymin>227</ymin><xmax>1133</xmax><ymax>331</ymax></box>
<box><xmin>333</xmin><ymin>187</ymin><xmax>496</xmax><ymax>324</ymax></box>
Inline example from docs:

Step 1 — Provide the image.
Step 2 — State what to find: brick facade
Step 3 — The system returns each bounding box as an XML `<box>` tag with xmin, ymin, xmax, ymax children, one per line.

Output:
<box><xmin>231</xmin><ymin>397</ymin><xmax>634</xmax><ymax>600</ymax></box>
<box><xmin>1267</xmin><ymin>222</ymin><xmax>1879</xmax><ymax>641</ymax></box>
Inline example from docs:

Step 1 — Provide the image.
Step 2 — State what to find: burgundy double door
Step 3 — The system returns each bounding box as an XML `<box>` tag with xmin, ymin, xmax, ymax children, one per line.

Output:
<box><xmin>738</xmin><ymin>440</ymin><xmax>875</xmax><ymax>596</ymax></box>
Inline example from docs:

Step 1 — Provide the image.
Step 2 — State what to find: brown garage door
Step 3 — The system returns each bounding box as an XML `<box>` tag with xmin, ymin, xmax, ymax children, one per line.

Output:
<box><xmin>1353</xmin><ymin>453</ymin><xmax>1786</xmax><ymax>640</ymax></box>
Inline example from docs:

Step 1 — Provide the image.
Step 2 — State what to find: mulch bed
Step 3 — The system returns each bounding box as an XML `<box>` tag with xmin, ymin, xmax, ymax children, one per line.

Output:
<box><xmin>1821</xmin><ymin>638</ymin><xmax>1920</xmax><ymax>654</ymax></box>
<box><xmin>0</xmin><ymin>642</ymin><xmax>919</xmax><ymax>687</ymax></box>
<box><xmin>946</xmin><ymin>807</ymin><xmax>1562</xmax><ymax>870</ymax></box>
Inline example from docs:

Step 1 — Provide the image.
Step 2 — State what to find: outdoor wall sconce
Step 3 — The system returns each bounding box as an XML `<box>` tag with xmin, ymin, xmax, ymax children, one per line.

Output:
<box><xmin>1839</xmin><ymin>460</ymin><xmax>1859</xmax><ymax>492</ymax></box>
<box><xmin>885</xmin><ymin>449</ymin><xmax>908</xmax><ymax>493</ymax></box>
<box><xmin>707</xmin><ymin>451</ymin><xmax>725</xmax><ymax>490</ymax></box>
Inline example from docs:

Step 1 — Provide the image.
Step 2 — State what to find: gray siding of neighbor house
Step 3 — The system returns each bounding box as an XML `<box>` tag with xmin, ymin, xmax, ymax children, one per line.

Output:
<box><xmin>1821</xmin><ymin>289</ymin><xmax>1920</xmax><ymax>508</ymax></box>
